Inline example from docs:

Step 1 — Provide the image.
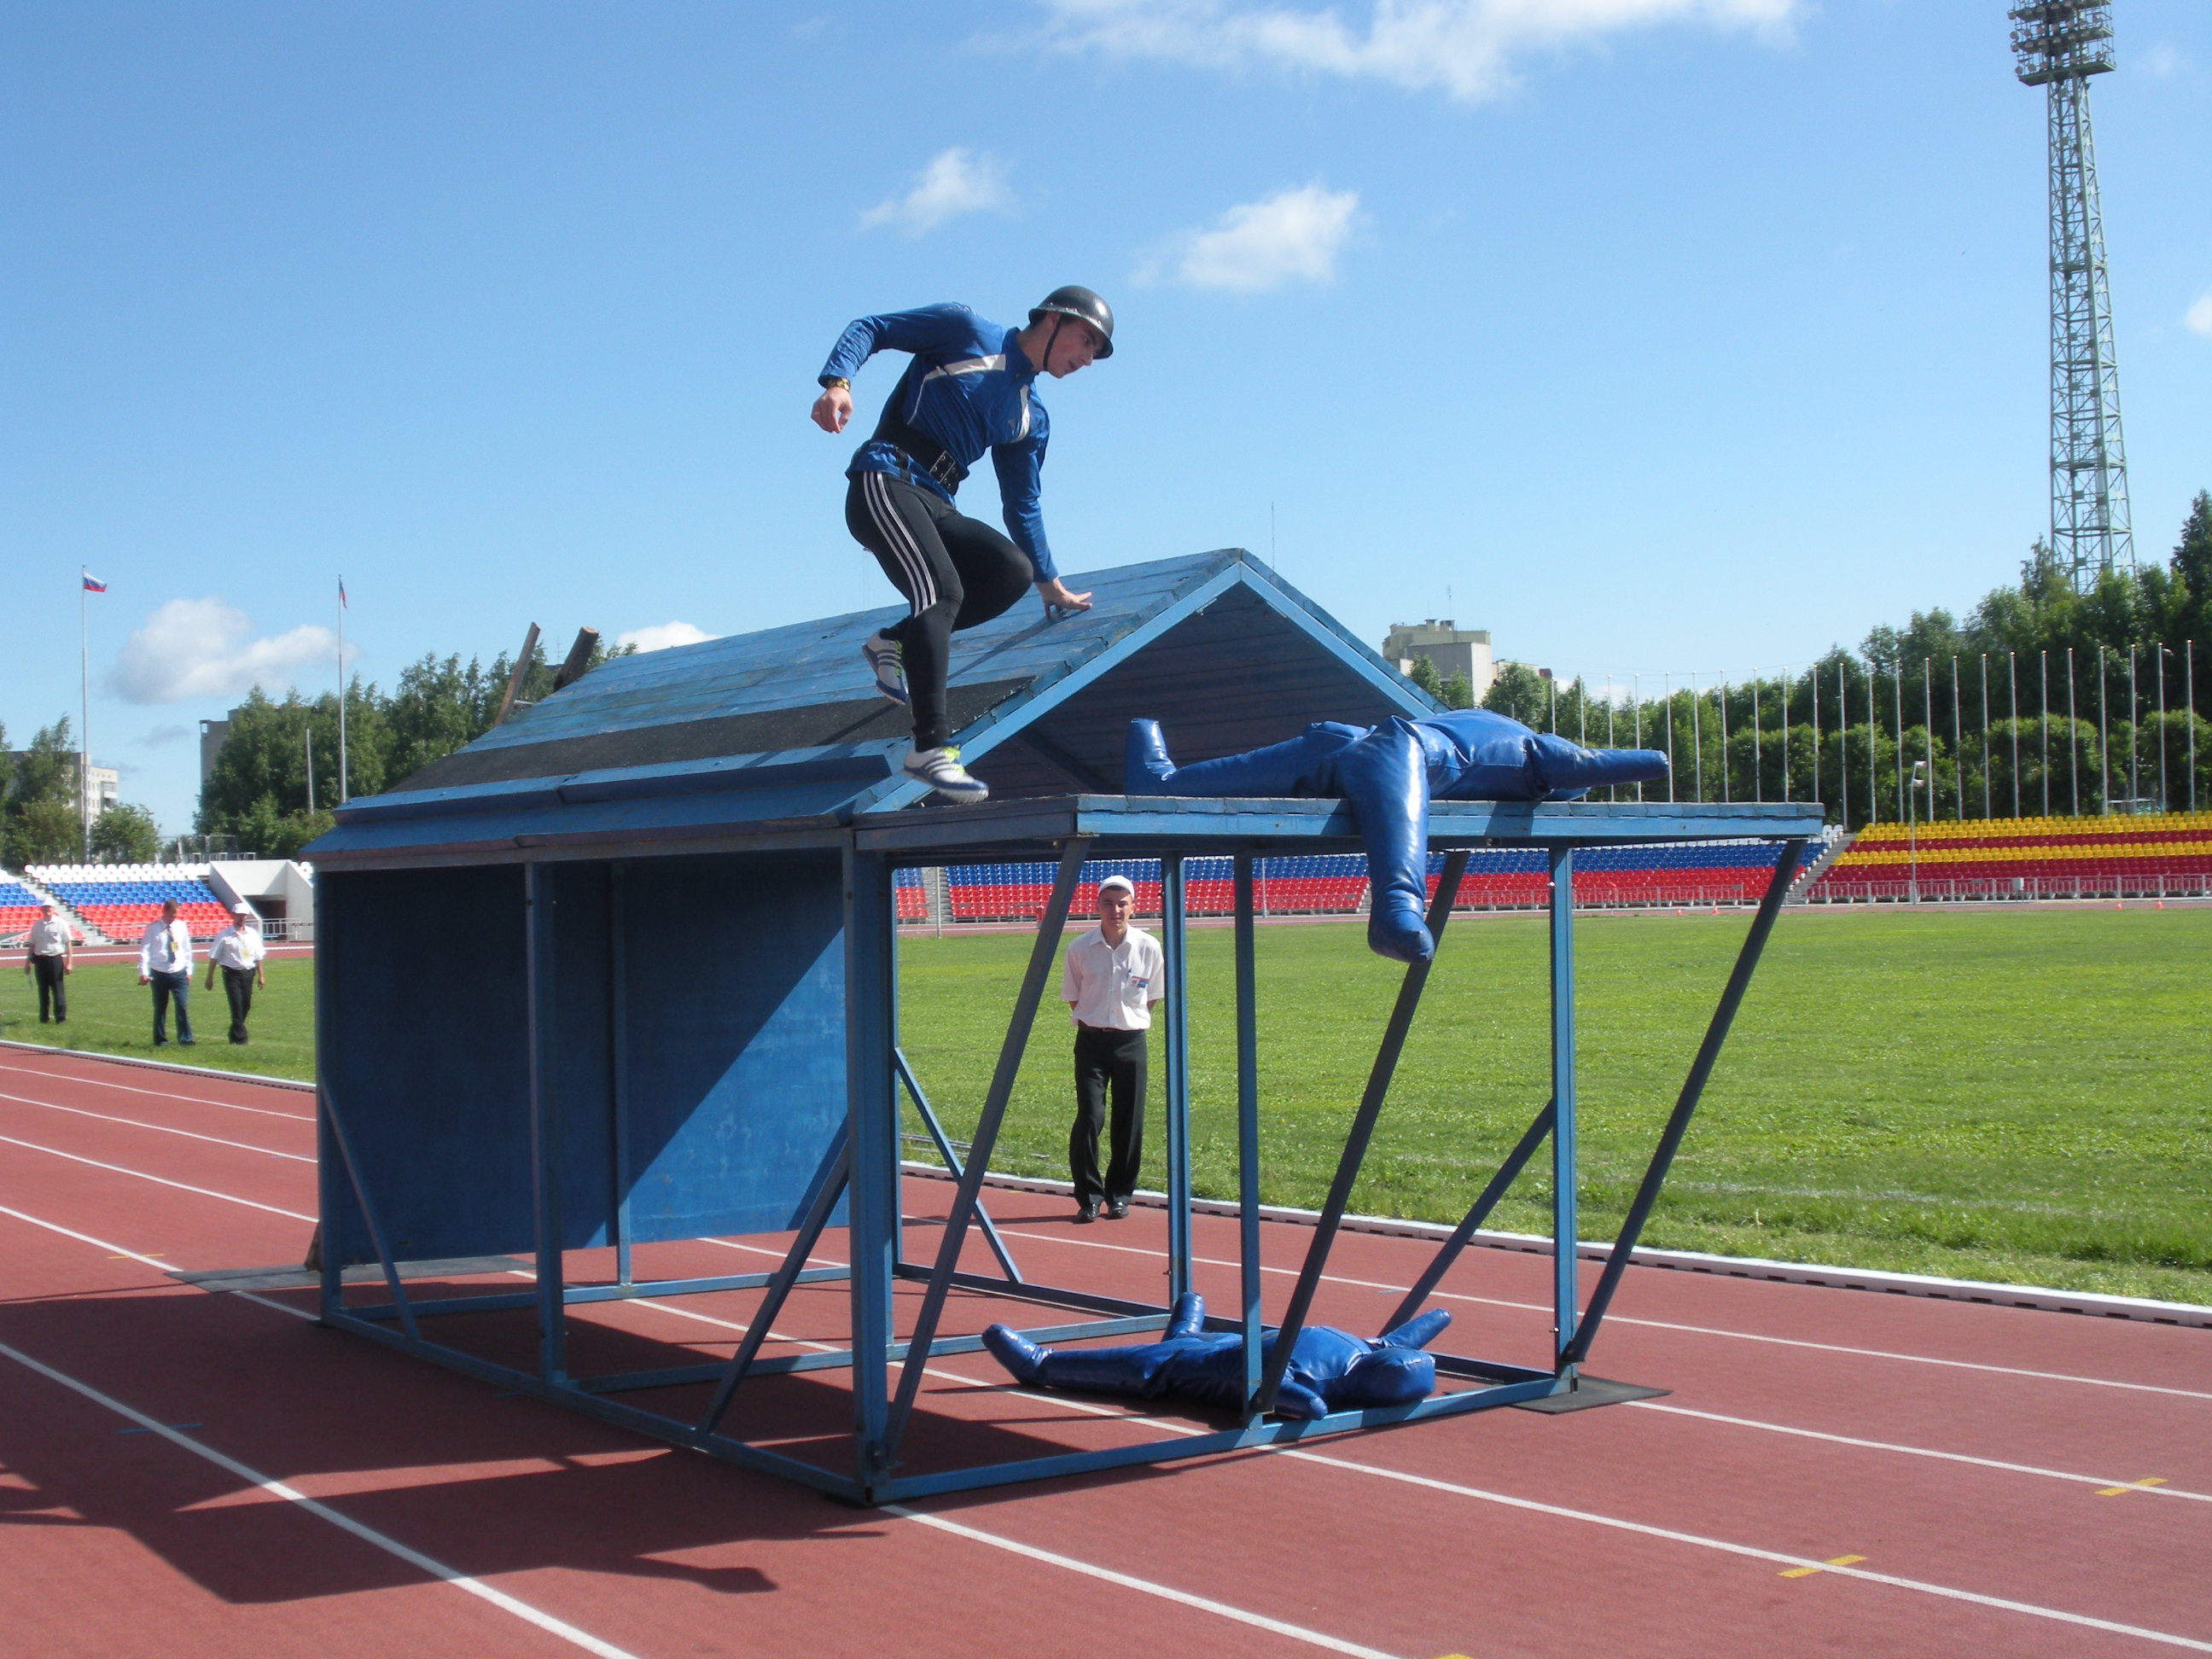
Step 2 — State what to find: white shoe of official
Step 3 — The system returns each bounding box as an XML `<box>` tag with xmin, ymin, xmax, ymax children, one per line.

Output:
<box><xmin>861</xmin><ymin>632</ymin><xmax>908</xmax><ymax>704</ymax></box>
<box><xmin>903</xmin><ymin>745</ymin><xmax>988</xmax><ymax>804</ymax></box>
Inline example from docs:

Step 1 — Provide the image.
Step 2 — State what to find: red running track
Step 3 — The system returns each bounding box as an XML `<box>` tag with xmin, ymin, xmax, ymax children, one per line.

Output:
<box><xmin>1</xmin><ymin>1047</ymin><xmax>2208</xmax><ymax>1658</ymax></box>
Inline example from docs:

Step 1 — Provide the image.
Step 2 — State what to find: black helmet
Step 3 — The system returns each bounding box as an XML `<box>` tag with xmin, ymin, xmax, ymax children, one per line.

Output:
<box><xmin>1029</xmin><ymin>285</ymin><xmax>1115</xmax><ymax>358</ymax></box>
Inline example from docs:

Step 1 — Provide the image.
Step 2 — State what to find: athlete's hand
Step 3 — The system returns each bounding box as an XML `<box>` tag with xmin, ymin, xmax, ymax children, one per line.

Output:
<box><xmin>811</xmin><ymin>386</ymin><xmax>853</xmax><ymax>434</ymax></box>
<box><xmin>1037</xmin><ymin>578</ymin><xmax>1092</xmax><ymax>620</ymax></box>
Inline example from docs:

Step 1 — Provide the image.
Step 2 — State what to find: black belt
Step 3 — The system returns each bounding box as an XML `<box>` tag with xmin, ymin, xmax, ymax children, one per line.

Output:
<box><xmin>870</xmin><ymin>415</ymin><xmax>968</xmax><ymax>492</ymax></box>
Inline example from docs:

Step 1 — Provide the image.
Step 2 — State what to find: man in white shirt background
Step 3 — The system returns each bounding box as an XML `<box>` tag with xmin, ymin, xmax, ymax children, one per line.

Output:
<box><xmin>1059</xmin><ymin>873</ymin><xmax>1165</xmax><ymax>1224</ymax></box>
<box><xmin>23</xmin><ymin>901</ymin><xmax>74</xmax><ymax>1024</ymax></box>
<box><xmin>204</xmin><ymin>903</ymin><xmax>267</xmax><ymax>1045</ymax></box>
<box><xmin>137</xmin><ymin>898</ymin><xmax>196</xmax><ymax>1047</ymax></box>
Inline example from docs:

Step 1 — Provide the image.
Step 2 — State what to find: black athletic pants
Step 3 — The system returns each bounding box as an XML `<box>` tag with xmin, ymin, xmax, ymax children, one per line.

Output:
<box><xmin>32</xmin><ymin>954</ymin><xmax>67</xmax><ymax>1022</ymax></box>
<box><xmin>220</xmin><ymin>966</ymin><xmax>255</xmax><ymax>1044</ymax></box>
<box><xmin>1069</xmin><ymin>1024</ymin><xmax>1147</xmax><ymax>1208</ymax></box>
<box><xmin>845</xmin><ymin>470</ymin><xmax>1033</xmax><ymax>751</ymax></box>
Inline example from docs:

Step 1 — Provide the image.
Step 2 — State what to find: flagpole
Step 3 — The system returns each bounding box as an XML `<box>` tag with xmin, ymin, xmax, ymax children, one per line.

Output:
<box><xmin>336</xmin><ymin>576</ymin><xmax>349</xmax><ymax>806</ymax></box>
<box><xmin>80</xmin><ymin>568</ymin><xmax>90</xmax><ymax>859</ymax></box>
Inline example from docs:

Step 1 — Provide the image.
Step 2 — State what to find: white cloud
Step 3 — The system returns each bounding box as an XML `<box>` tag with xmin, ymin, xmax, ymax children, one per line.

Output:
<box><xmin>616</xmin><ymin>620</ymin><xmax>717</xmax><ymax>654</ymax></box>
<box><xmin>1033</xmin><ymin>0</ymin><xmax>1796</xmax><ymax>102</ymax></box>
<box><xmin>1138</xmin><ymin>183</ymin><xmax>1359</xmax><ymax>291</ymax></box>
<box><xmin>104</xmin><ymin>598</ymin><xmax>338</xmax><ymax>705</ymax></box>
<box><xmin>859</xmin><ymin>148</ymin><xmax>1014</xmax><ymax>235</ymax></box>
<box><xmin>2139</xmin><ymin>43</ymin><xmax>2187</xmax><ymax>79</ymax></box>
<box><xmin>2186</xmin><ymin>294</ymin><xmax>2212</xmax><ymax>340</ymax></box>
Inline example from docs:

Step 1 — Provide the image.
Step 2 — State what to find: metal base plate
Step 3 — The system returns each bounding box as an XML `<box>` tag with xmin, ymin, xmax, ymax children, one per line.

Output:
<box><xmin>169</xmin><ymin>1256</ymin><xmax>530</xmax><ymax>1294</ymax></box>
<box><xmin>1511</xmin><ymin>1375</ymin><xmax>1670</xmax><ymax>1413</ymax></box>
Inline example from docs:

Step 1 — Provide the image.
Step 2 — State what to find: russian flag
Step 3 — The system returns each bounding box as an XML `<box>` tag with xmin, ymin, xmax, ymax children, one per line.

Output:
<box><xmin>339</xmin><ymin>577</ymin><xmax>348</xmax><ymax>609</ymax></box>
<box><xmin>82</xmin><ymin>573</ymin><xmax>107</xmax><ymax>593</ymax></box>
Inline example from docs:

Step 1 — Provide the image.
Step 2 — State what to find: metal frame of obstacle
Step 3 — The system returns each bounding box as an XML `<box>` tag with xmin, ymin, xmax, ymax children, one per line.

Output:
<box><xmin>314</xmin><ymin>797</ymin><xmax>1817</xmax><ymax>1506</ymax></box>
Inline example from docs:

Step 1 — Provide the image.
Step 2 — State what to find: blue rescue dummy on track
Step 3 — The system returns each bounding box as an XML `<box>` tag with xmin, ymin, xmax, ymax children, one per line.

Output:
<box><xmin>981</xmin><ymin>1292</ymin><xmax>1452</xmax><ymax>1420</ymax></box>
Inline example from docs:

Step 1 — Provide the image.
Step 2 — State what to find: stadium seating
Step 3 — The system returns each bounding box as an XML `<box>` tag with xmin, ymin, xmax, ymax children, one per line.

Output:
<box><xmin>28</xmin><ymin>863</ymin><xmax>233</xmax><ymax>940</ymax></box>
<box><xmin>0</xmin><ymin>873</ymin><xmax>52</xmax><ymax>939</ymax></box>
<box><xmin>927</xmin><ymin>841</ymin><xmax>1812</xmax><ymax>924</ymax></box>
<box><xmin>1804</xmin><ymin>811</ymin><xmax>2212</xmax><ymax>901</ymax></box>
<box><xmin>894</xmin><ymin>865</ymin><xmax>928</xmax><ymax>923</ymax></box>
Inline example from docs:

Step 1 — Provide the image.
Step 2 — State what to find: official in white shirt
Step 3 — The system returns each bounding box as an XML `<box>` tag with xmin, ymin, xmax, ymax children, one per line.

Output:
<box><xmin>137</xmin><ymin>899</ymin><xmax>196</xmax><ymax>1046</ymax></box>
<box><xmin>24</xmin><ymin>901</ymin><xmax>73</xmax><ymax>1024</ymax></box>
<box><xmin>204</xmin><ymin>904</ymin><xmax>268</xmax><ymax>1045</ymax></box>
<box><xmin>1058</xmin><ymin>873</ymin><xmax>1165</xmax><ymax>1223</ymax></box>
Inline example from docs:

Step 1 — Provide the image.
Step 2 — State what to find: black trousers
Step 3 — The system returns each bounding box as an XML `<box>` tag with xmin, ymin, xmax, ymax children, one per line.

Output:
<box><xmin>1069</xmin><ymin>1024</ymin><xmax>1147</xmax><ymax>1207</ymax></box>
<box><xmin>845</xmin><ymin>470</ymin><xmax>1033</xmax><ymax>750</ymax></box>
<box><xmin>219</xmin><ymin>967</ymin><xmax>256</xmax><ymax>1043</ymax></box>
<box><xmin>32</xmin><ymin>955</ymin><xmax>67</xmax><ymax>1022</ymax></box>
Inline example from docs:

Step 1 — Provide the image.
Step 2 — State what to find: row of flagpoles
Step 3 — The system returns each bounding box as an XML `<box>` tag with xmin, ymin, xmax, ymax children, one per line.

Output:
<box><xmin>73</xmin><ymin>570</ymin><xmax>349</xmax><ymax>859</ymax></box>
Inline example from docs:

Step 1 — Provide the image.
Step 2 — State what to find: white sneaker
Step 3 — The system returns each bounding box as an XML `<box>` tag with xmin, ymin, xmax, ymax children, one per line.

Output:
<box><xmin>903</xmin><ymin>745</ymin><xmax>988</xmax><ymax>804</ymax></box>
<box><xmin>861</xmin><ymin>632</ymin><xmax>908</xmax><ymax>704</ymax></box>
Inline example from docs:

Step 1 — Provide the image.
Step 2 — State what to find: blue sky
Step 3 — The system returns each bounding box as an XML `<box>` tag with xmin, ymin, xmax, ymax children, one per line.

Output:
<box><xmin>4</xmin><ymin>0</ymin><xmax>2209</xmax><ymax>832</ymax></box>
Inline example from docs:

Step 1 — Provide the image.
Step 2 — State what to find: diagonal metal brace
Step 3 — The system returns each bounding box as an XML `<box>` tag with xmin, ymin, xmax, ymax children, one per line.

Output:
<box><xmin>894</xmin><ymin>1047</ymin><xmax>1022</xmax><ymax>1285</ymax></box>
<box><xmin>695</xmin><ymin>1124</ymin><xmax>851</xmax><ymax>1435</ymax></box>
<box><xmin>1562</xmin><ymin>837</ymin><xmax>1806</xmax><ymax>1366</ymax></box>
<box><xmin>1257</xmin><ymin>849</ymin><xmax>1470</xmax><ymax>1415</ymax></box>
<box><xmin>317</xmin><ymin>1082</ymin><xmax>420</xmax><ymax>1342</ymax></box>
<box><xmin>1382</xmin><ymin>1096</ymin><xmax>1556</xmax><ymax>1335</ymax></box>
<box><xmin>879</xmin><ymin>839</ymin><xmax>1087</xmax><ymax>1464</ymax></box>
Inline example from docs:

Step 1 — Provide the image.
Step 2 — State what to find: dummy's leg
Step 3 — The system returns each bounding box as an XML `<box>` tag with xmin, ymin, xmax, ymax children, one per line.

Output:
<box><xmin>981</xmin><ymin>1293</ymin><xmax>1207</xmax><ymax>1389</ymax></box>
<box><xmin>1525</xmin><ymin>733</ymin><xmax>1671</xmax><ymax>798</ymax></box>
<box><xmin>1124</xmin><ymin>719</ymin><xmax>1363</xmax><ymax>797</ymax></box>
<box><xmin>1331</xmin><ymin>719</ymin><xmax>1437</xmax><ymax>964</ymax></box>
<box><xmin>1379</xmin><ymin>1307</ymin><xmax>1452</xmax><ymax>1349</ymax></box>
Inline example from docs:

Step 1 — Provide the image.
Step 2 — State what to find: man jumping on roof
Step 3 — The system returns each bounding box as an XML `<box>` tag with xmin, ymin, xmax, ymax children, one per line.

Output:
<box><xmin>812</xmin><ymin>289</ymin><xmax>1110</xmax><ymax>803</ymax></box>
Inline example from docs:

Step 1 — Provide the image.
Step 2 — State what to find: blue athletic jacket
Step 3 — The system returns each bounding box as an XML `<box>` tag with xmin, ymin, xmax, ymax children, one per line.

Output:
<box><xmin>818</xmin><ymin>303</ymin><xmax>1057</xmax><ymax>580</ymax></box>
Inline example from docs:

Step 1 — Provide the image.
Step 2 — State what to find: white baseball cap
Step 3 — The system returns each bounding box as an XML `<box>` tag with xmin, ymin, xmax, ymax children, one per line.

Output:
<box><xmin>1097</xmin><ymin>874</ymin><xmax>1135</xmax><ymax>898</ymax></box>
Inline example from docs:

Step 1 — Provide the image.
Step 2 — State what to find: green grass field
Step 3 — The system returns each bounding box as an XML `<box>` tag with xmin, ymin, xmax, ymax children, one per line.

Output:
<box><xmin>8</xmin><ymin>909</ymin><xmax>2206</xmax><ymax>1302</ymax></box>
<box><xmin>2</xmin><ymin>957</ymin><xmax>317</xmax><ymax>1083</ymax></box>
<box><xmin>894</xmin><ymin>906</ymin><xmax>2212</xmax><ymax>1305</ymax></box>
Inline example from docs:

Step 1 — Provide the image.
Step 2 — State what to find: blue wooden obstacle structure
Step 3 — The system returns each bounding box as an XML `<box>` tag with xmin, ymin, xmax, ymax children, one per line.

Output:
<box><xmin>305</xmin><ymin>550</ymin><xmax>1819</xmax><ymax>1505</ymax></box>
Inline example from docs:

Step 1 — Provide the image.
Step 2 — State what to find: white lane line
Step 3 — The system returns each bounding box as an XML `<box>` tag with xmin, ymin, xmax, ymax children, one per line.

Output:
<box><xmin>0</xmin><ymin>1334</ymin><xmax>642</xmax><ymax>1659</ymax></box>
<box><xmin>884</xmin><ymin>1505</ymin><xmax>1403</xmax><ymax>1659</ymax></box>
<box><xmin>1626</xmin><ymin>1401</ymin><xmax>2212</xmax><ymax>1503</ymax></box>
<box><xmin>999</xmin><ymin>1223</ymin><xmax>2212</xmax><ymax>1403</ymax></box>
<box><xmin>23</xmin><ymin>1195</ymin><xmax>2197</xmax><ymax>1653</ymax></box>
<box><xmin>0</xmin><ymin>1200</ymin><xmax>182</xmax><ymax>1273</ymax></box>
<box><xmin>0</xmin><ymin>1133</ymin><xmax>314</xmax><ymax>1222</ymax></box>
<box><xmin>0</xmin><ymin>1060</ymin><xmax>314</xmax><ymax>1120</ymax></box>
<box><xmin>0</xmin><ymin>1092</ymin><xmax>314</xmax><ymax>1162</ymax></box>
<box><xmin>1272</xmin><ymin>1446</ymin><xmax>2212</xmax><ymax>1653</ymax></box>
<box><xmin>0</xmin><ymin>1201</ymin><xmax>317</xmax><ymax>1324</ymax></box>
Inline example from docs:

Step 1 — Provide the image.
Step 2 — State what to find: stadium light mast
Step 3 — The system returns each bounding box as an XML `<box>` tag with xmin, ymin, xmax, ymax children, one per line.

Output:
<box><xmin>2011</xmin><ymin>1</ymin><xmax>2133</xmax><ymax>589</ymax></box>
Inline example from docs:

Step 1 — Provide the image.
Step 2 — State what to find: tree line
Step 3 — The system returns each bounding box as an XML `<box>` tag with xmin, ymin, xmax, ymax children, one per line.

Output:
<box><xmin>1412</xmin><ymin>492</ymin><xmax>2212</xmax><ymax>829</ymax></box>
<box><xmin>0</xmin><ymin>716</ymin><xmax>161</xmax><ymax>866</ymax></box>
<box><xmin>196</xmin><ymin>630</ymin><xmax>630</xmax><ymax>858</ymax></box>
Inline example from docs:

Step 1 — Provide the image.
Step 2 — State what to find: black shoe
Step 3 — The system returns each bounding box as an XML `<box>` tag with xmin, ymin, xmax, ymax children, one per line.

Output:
<box><xmin>153</xmin><ymin>1039</ymin><xmax>168</xmax><ymax>1047</ymax></box>
<box><xmin>1075</xmin><ymin>1202</ymin><xmax>1099</xmax><ymax>1224</ymax></box>
<box><xmin>1106</xmin><ymin>1198</ymin><xmax>1130</xmax><ymax>1220</ymax></box>
<box><xmin>178</xmin><ymin>1039</ymin><xmax>196</xmax><ymax>1046</ymax></box>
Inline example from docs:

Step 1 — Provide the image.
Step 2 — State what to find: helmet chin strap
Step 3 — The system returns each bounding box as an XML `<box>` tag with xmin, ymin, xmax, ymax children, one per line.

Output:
<box><xmin>1041</xmin><ymin>314</ymin><xmax>1063</xmax><ymax>370</ymax></box>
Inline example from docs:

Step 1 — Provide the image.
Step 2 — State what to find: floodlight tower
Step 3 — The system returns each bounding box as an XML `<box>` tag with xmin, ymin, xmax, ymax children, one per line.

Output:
<box><xmin>2011</xmin><ymin>1</ymin><xmax>2133</xmax><ymax>587</ymax></box>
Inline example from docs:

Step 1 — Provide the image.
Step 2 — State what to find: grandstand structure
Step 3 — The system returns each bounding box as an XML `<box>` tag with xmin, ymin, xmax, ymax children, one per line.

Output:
<box><xmin>26</xmin><ymin>864</ymin><xmax>232</xmax><ymax>944</ymax></box>
<box><xmin>909</xmin><ymin>841</ymin><xmax>1821</xmax><ymax>926</ymax></box>
<box><xmin>1806</xmin><ymin>810</ymin><xmax>2212</xmax><ymax>902</ymax></box>
<box><xmin>0</xmin><ymin>870</ymin><xmax>57</xmax><ymax>940</ymax></box>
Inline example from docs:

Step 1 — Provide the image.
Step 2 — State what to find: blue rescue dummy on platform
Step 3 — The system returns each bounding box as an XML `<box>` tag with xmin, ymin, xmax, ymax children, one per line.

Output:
<box><xmin>1126</xmin><ymin>709</ymin><xmax>1670</xmax><ymax>964</ymax></box>
<box><xmin>981</xmin><ymin>1293</ymin><xmax>1451</xmax><ymax>1419</ymax></box>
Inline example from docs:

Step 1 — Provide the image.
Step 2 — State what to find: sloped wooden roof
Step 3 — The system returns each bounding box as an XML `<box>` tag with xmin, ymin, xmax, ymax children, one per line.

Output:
<box><xmin>308</xmin><ymin>549</ymin><xmax>1437</xmax><ymax>863</ymax></box>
